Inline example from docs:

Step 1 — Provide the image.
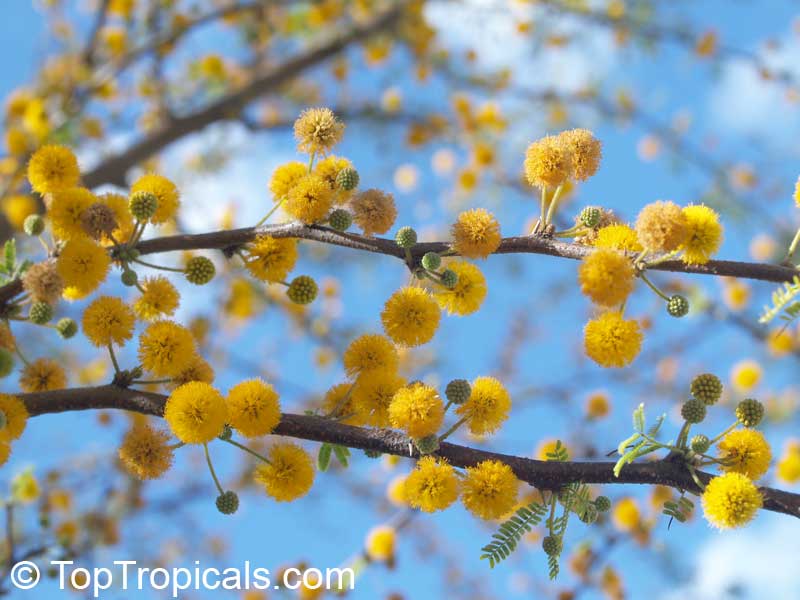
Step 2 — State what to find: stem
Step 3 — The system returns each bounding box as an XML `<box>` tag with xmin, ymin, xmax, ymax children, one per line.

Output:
<box><xmin>709</xmin><ymin>421</ymin><xmax>739</xmax><ymax>446</ymax></box>
<box><xmin>168</xmin><ymin>442</ymin><xmax>185</xmax><ymax>450</ymax></box>
<box><xmin>438</xmin><ymin>416</ymin><xmax>468</xmax><ymax>442</ymax></box>
<box><xmin>638</xmin><ymin>272</ymin><xmax>670</xmax><ymax>302</ymax></box>
<box><xmin>788</xmin><ymin>227</ymin><xmax>800</xmax><ymax>260</ymax></box>
<box><xmin>131</xmin><ymin>257</ymin><xmax>185</xmax><ymax>273</ymax></box>
<box><xmin>675</xmin><ymin>421</ymin><xmax>691</xmax><ymax>449</ymax></box>
<box><xmin>131</xmin><ymin>378</ymin><xmax>172</xmax><ymax>385</ymax></box>
<box><xmin>544</xmin><ymin>184</ymin><xmax>564</xmax><ymax>225</ymax></box>
<box><xmin>307</xmin><ymin>151</ymin><xmax>316</xmax><ymax>173</ymax></box>
<box><xmin>203</xmin><ymin>443</ymin><xmax>224</xmax><ymax>495</ymax></box>
<box><xmin>107</xmin><ymin>343</ymin><xmax>121</xmax><ymax>374</ymax></box>
<box><xmin>255</xmin><ymin>198</ymin><xmax>285</xmax><ymax>228</ymax></box>
<box><xmin>223</xmin><ymin>438</ymin><xmax>272</xmax><ymax>465</ymax></box>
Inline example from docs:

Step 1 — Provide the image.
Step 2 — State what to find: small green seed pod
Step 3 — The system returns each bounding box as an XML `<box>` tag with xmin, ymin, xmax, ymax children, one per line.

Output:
<box><xmin>421</xmin><ymin>252</ymin><xmax>441</xmax><ymax>271</ymax></box>
<box><xmin>667</xmin><ymin>295</ymin><xmax>690</xmax><ymax>318</ymax></box>
<box><xmin>215</xmin><ymin>491</ymin><xmax>239</xmax><ymax>515</ymax></box>
<box><xmin>735</xmin><ymin>398</ymin><xmax>765</xmax><ymax>428</ymax></box>
<box><xmin>681</xmin><ymin>398</ymin><xmax>707</xmax><ymax>424</ymax></box>
<box><xmin>336</xmin><ymin>167</ymin><xmax>360</xmax><ymax>191</ymax></box>
<box><xmin>23</xmin><ymin>214</ymin><xmax>45</xmax><ymax>236</ymax></box>
<box><xmin>690</xmin><ymin>434</ymin><xmax>711</xmax><ymax>454</ymax></box>
<box><xmin>28</xmin><ymin>302</ymin><xmax>53</xmax><ymax>325</ymax></box>
<box><xmin>328</xmin><ymin>208</ymin><xmax>353</xmax><ymax>232</ymax></box>
<box><xmin>287</xmin><ymin>275</ymin><xmax>318</xmax><ymax>305</ymax></box>
<box><xmin>690</xmin><ymin>373</ymin><xmax>723</xmax><ymax>405</ymax></box>
<box><xmin>445</xmin><ymin>379</ymin><xmax>471</xmax><ymax>405</ymax></box>
<box><xmin>129</xmin><ymin>191</ymin><xmax>158</xmax><ymax>220</ymax></box>
<box><xmin>55</xmin><ymin>318</ymin><xmax>78</xmax><ymax>339</ymax></box>
<box><xmin>395</xmin><ymin>226</ymin><xmax>418</xmax><ymax>249</ymax></box>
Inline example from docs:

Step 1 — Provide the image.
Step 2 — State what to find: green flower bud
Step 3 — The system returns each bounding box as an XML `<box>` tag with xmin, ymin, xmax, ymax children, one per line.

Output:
<box><xmin>579</xmin><ymin>206</ymin><xmax>601</xmax><ymax>228</ymax></box>
<box><xmin>218</xmin><ymin>425</ymin><xmax>233</xmax><ymax>441</ymax></box>
<box><xmin>690</xmin><ymin>373</ymin><xmax>723</xmax><ymax>405</ymax></box>
<box><xmin>395</xmin><ymin>226</ymin><xmax>418</xmax><ymax>248</ymax></box>
<box><xmin>336</xmin><ymin>167</ymin><xmax>360</xmax><ymax>191</ymax></box>
<box><xmin>55</xmin><ymin>318</ymin><xmax>78</xmax><ymax>339</ymax></box>
<box><xmin>736</xmin><ymin>398</ymin><xmax>765</xmax><ymax>427</ymax></box>
<box><xmin>667</xmin><ymin>294</ymin><xmax>690</xmax><ymax>318</ymax></box>
<box><xmin>215</xmin><ymin>491</ymin><xmax>239</xmax><ymax>515</ymax></box>
<box><xmin>23</xmin><ymin>214</ymin><xmax>45</xmax><ymax>236</ymax></box>
<box><xmin>414</xmin><ymin>434</ymin><xmax>440</xmax><ymax>455</ymax></box>
<box><xmin>0</xmin><ymin>349</ymin><xmax>13</xmax><ymax>379</ymax></box>
<box><xmin>690</xmin><ymin>434</ymin><xmax>711</xmax><ymax>454</ymax></box>
<box><xmin>593</xmin><ymin>495</ymin><xmax>611</xmax><ymax>512</ymax></box>
<box><xmin>185</xmin><ymin>256</ymin><xmax>215</xmax><ymax>285</ymax></box>
<box><xmin>681</xmin><ymin>398</ymin><xmax>707</xmax><ymax>424</ymax></box>
<box><xmin>328</xmin><ymin>208</ymin><xmax>352</xmax><ymax>232</ymax></box>
<box><xmin>421</xmin><ymin>252</ymin><xmax>441</xmax><ymax>271</ymax></box>
<box><xmin>121</xmin><ymin>269</ymin><xmax>138</xmax><ymax>287</ymax></box>
<box><xmin>440</xmin><ymin>269</ymin><xmax>458</xmax><ymax>289</ymax></box>
<box><xmin>286</xmin><ymin>275</ymin><xmax>317</xmax><ymax>305</ymax></box>
<box><xmin>579</xmin><ymin>503</ymin><xmax>599</xmax><ymax>524</ymax></box>
<box><xmin>445</xmin><ymin>379</ymin><xmax>471</xmax><ymax>405</ymax></box>
<box><xmin>129</xmin><ymin>191</ymin><xmax>158</xmax><ymax>221</ymax></box>
<box><xmin>28</xmin><ymin>302</ymin><xmax>53</xmax><ymax>324</ymax></box>
<box><xmin>542</xmin><ymin>535</ymin><xmax>561</xmax><ymax>556</ymax></box>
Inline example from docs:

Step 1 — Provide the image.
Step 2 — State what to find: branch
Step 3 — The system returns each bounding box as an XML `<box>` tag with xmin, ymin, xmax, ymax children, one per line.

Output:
<box><xmin>19</xmin><ymin>385</ymin><xmax>800</xmax><ymax>519</ymax></box>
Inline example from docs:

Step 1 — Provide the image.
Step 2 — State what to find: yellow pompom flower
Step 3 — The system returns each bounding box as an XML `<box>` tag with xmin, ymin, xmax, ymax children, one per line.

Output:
<box><xmin>578</xmin><ymin>248</ymin><xmax>635</xmax><ymax>307</ymax></box>
<box><xmin>27</xmin><ymin>144</ymin><xmax>80</xmax><ymax>194</ymax></box>
<box><xmin>352</xmin><ymin>369</ymin><xmax>407</xmax><ymax>428</ymax></box>
<box><xmin>432</xmin><ymin>260</ymin><xmax>487</xmax><ymax>316</ymax></box>
<box><xmin>133</xmin><ymin>276</ymin><xmax>180</xmax><ymax>321</ymax></box>
<box><xmin>365</xmin><ymin>525</ymin><xmax>396</xmax><ymax>562</ymax></box>
<box><xmin>593</xmin><ymin>223</ymin><xmax>643</xmax><ymax>252</ymax></box>
<box><xmin>11</xmin><ymin>470</ymin><xmax>39</xmax><ymax>504</ymax></box>
<box><xmin>717</xmin><ymin>429</ymin><xmax>772</xmax><ymax>480</ymax></box>
<box><xmin>254</xmin><ymin>442</ymin><xmax>315</xmax><ymax>502</ymax></box>
<box><xmin>19</xmin><ymin>358</ymin><xmax>67</xmax><ymax>392</ymax></box>
<box><xmin>560</xmin><ymin>128</ymin><xmax>602</xmax><ymax>181</ymax></box>
<box><xmin>343</xmin><ymin>333</ymin><xmax>398</xmax><ymax>378</ymax></box>
<box><xmin>243</xmin><ymin>236</ymin><xmax>298</xmax><ymax>283</ymax></box>
<box><xmin>388</xmin><ymin>382</ymin><xmax>444</xmax><ymax>438</ymax></box>
<box><xmin>612</xmin><ymin>497</ymin><xmax>641</xmax><ymax>532</ymax></box>
<box><xmin>98</xmin><ymin>192</ymin><xmax>135</xmax><ymax>245</ymax></box>
<box><xmin>455</xmin><ymin>376</ymin><xmax>511</xmax><ymax>436</ymax></box>
<box><xmin>283</xmin><ymin>174</ymin><xmax>334</xmax><ymax>224</ymax></box>
<box><xmin>82</xmin><ymin>296</ymin><xmax>135</xmax><ymax>348</ymax></box>
<box><xmin>635</xmin><ymin>200</ymin><xmax>688</xmax><ymax>253</ymax></box>
<box><xmin>269</xmin><ymin>161</ymin><xmax>307</xmax><ymax>200</ymax></box>
<box><xmin>321</xmin><ymin>383</ymin><xmax>365</xmax><ymax>426</ymax></box>
<box><xmin>1</xmin><ymin>195</ymin><xmax>37</xmax><ymax>231</ymax></box>
<box><xmin>776</xmin><ymin>441</ymin><xmax>800</xmax><ymax>484</ymax></box>
<box><xmin>314</xmin><ymin>155</ymin><xmax>354</xmax><ymax>201</ymax></box>
<box><xmin>381</xmin><ymin>287</ymin><xmax>441</xmax><ymax>347</ymax></box>
<box><xmin>48</xmin><ymin>187</ymin><xmax>96</xmax><ymax>241</ymax></box>
<box><xmin>293</xmin><ymin>107</ymin><xmax>344</xmax><ymax>155</ymax></box>
<box><xmin>130</xmin><ymin>173</ymin><xmax>180</xmax><ymax>224</ymax></box>
<box><xmin>226</xmin><ymin>379</ymin><xmax>281</xmax><ymax>438</ymax></box>
<box><xmin>404</xmin><ymin>456</ymin><xmax>460</xmax><ymax>512</ymax></box>
<box><xmin>450</xmin><ymin>208</ymin><xmax>502</xmax><ymax>259</ymax></box>
<box><xmin>585</xmin><ymin>391</ymin><xmax>610</xmax><ymax>419</ymax></box>
<box><xmin>461</xmin><ymin>459</ymin><xmax>519</xmax><ymax>520</ymax></box>
<box><xmin>351</xmin><ymin>189</ymin><xmax>397</xmax><ymax>237</ymax></box>
<box><xmin>766</xmin><ymin>328</ymin><xmax>794</xmax><ymax>357</ymax></box>
<box><xmin>56</xmin><ymin>238</ymin><xmax>111</xmax><ymax>300</ymax></box>
<box><xmin>524</xmin><ymin>135</ymin><xmax>572</xmax><ymax>188</ymax></box>
<box><xmin>118</xmin><ymin>424</ymin><xmax>173</xmax><ymax>480</ymax></box>
<box><xmin>170</xmin><ymin>355</ymin><xmax>215</xmax><ymax>389</ymax></box>
<box><xmin>731</xmin><ymin>359</ymin><xmax>761</xmax><ymax>392</ymax></box>
<box><xmin>701</xmin><ymin>472</ymin><xmax>762</xmax><ymax>529</ymax></box>
<box><xmin>138</xmin><ymin>320</ymin><xmax>196</xmax><ymax>377</ymax></box>
<box><xmin>680</xmin><ymin>204</ymin><xmax>723</xmax><ymax>265</ymax></box>
<box><xmin>164</xmin><ymin>382</ymin><xmax>227</xmax><ymax>444</ymax></box>
<box><xmin>584</xmin><ymin>312</ymin><xmax>643</xmax><ymax>368</ymax></box>
<box><xmin>0</xmin><ymin>394</ymin><xmax>28</xmax><ymax>442</ymax></box>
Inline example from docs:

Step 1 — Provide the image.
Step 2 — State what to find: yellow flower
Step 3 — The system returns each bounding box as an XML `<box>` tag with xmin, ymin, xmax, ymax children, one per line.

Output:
<box><xmin>381</xmin><ymin>287</ymin><xmax>441</xmax><ymax>347</ymax></box>
<box><xmin>731</xmin><ymin>359</ymin><xmax>761</xmax><ymax>392</ymax></box>
<box><xmin>777</xmin><ymin>441</ymin><xmax>800</xmax><ymax>484</ymax></box>
<box><xmin>22</xmin><ymin>261</ymin><xmax>63</xmax><ymax>304</ymax></box>
<box><xmin>1</xmin><ymin>195</ymin><xmax>37</xmax><ymax>231</ymax></box>
<box><xmin>635</xmin><ymin>200</ymin><xmax>688</xmax><ymax>253</ymax></box>
<box><xmin>321</xmin><ymin>382</ymin><xmax>365</xmax><ymax>426</ymax></box>
<box><xmin>578</xmin><ymin>248</ymin><xmax>635</xmax><ymax>307</ymax></box>
<box><xmin>27</xmin><ymin>145</ymin><xmax>80</xmax><ymax>194</ymax></box>
<box><xmin>387</xmin><ymin>474</ymin><xmax>409</xmax><ymax>506</ymax></box>
<box><xmin>455</xmin><ymin>376</ymin><xmax>511</xmax><ymax>436</ymax></box>
<box><xmin>766</xmin><ymin>327</ymin><xmax>794</xmax><ymax>357</ymax></box>
<box><xmin>351</xmin><ymin>189</ymin><xmax>397</xmax><ymax>237</ymax></box>
<box><xmin>269</xmin><ymin>161</ymin><xmax>307</xmax><ymax>200</ymax></box>
<box><xmin>560</xmin><ymin>128</ymin><xmax>602</xmax><ymax>181</ymax></box>
<box><xmin>450</xmin><ymin>208</ymin><xmax>502</xmax><ymax>259</ymax></box>
<box><xmin>20</xmin><ymin>358</ymin><xmax>67</xmax><ymax>392</ymax></box>
<box><xmin>343</xmin><ymin>334</ymin><xmax>398</xmax><ymax>378</ymax></box>
<box><xmin>432</xmin><ymin>260</ymin><xmax>487</xmax><ymax>316</ymax></box>
<box><xmin>0</xmin><ymin>394</ymin><xmax>28</xmax><ymax>442</ymax></box>
<box><xmin>404</xmin><ymin>456</ymin><xmax>460</xmax><ymax>512</ymax></box>
<box><xmin>314</xmin><ymin>155</ymin><xmax>354</xmax><ymax>202</ymax></box>
<box><xmin>118</xmin><ymin>424</ymin><xmax>173</xmax><ymax>479</ymax></box>
<box><xmin>254</xmin><ymin>442</ymin><xmax>315</xmax><ymax>502</ymax></box>
<box><xmin>717</xmin><ymin>429</ymin><xmax>772</xmax><ymax>480</ymax></box>
<box><xmin>524</xmin><ymin>135</ymin><xmax>572</xmax><ymax>188</ymax></box>
<box><xmin>169</xmin><ymin>354</ymin><xmax>215</xmax><ymax>389</ymax></box>
<box><xmin>164</xmin><ymin>382</ymin><xmax>227</xmax><ymax>444</ymax></box>
<box><xmin>293</xmin><ymin>107</ymin><xmax>344</xmax><ymax>155</ymax></box>
<box><xmin>351</xmin><ymin>369</ymin><xmax>406</xmax><ymax>428</ymax></box>
<box><xmin>701</xmin><ymin>472</ymin><xmax>762</xmax><ymax>529</ymax></box>
<box><xmin>585</xmin><ymin>391</ymin><xmax>610</xmax><ymax>419</ymax></box>
<box><xmin>130</xmin><ymin>173</ymin><xmax>180</xmax><ymax>224</ymax></box>
<box><xmin>11</xmin><ymin>470</ymin><xmax>39</xmax><ymax>504</ymax></box>
<box><xmin>134</xmin><ymin>276</ymin><xmax>180</xmax><ymax>321</ymax></box>
<box><xmin>721</xmin><ymin>277</ymin><xmax>750</xmax><ymax>312</ymax></box>
<box><xmin>584</xmin><ymin>312</ymin><xmax>643</xmax><ymax>368</ymax></box>
<box><xmin>138</xmin><ymin>320</ymin><xmax>196</xmax><ymax>377</ymax></box>
<box><xmin>98</xmin><ymin>192</ymin><xmax>135</xmax><ymax>245</ymax></box>
<box><xmin>82</xmin><ymin>296</ymin><xmax>136</xmax><ymax>347</ymax></box>
<box><xmin>48</xmin><ymin>187</ymin><xmax>96</xmax><ymax>241</ymax></box>
<box><xmin>388</xmin><ymin>382</ymin><xmax>444</xmax><ymax>438</ymax></box>
<box><xmin>56</xmin><ymin>238</ymin><xmax>111</xmax><ymax>300</ymax></box>
<box><xmin>243</xmin><ymin>236</ymin><xmax>298</xmax><ymax>283</ymax></box>
<box><xmin>612</xmin><ymin>497</ymin><xmax>640</xmax><ymax>532</ymax></box>
<box><xmin>365</xmin><ymin>525</ymin><xmax>396</xmax><ymax>562</ymax></box>
<box><xmin>592</xmin><ymin>223</ymin><xmax>642</xmax><ymax>253</ymax></box>
<box><xmin>226</xmin><ymin>379</ymin><xmax>281</xmax><ymax>438</ymax></box>
<box><xmin>0</xmin><ymin>441</ymin><xmax>10</xmax><ymax>467</ymax></box>
<box><xmin>680</xmin><ymin>204</ymin><xmax>722</xmax><ymax>265</ymax></box>
<box><xmin>461</xmin><ymin>459</ymin><xmax>519</xmax><ymax>520</ymax></box>
<box><xmin>283</xmin><ymin>174</ymin><xmax>334</xmax><ymax>224</ymax></box>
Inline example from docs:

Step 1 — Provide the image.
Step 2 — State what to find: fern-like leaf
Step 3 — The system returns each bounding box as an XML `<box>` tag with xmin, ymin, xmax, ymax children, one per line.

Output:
<box><xmin>479</xmin><ymin>501</ymin><xmax>547</xmax><ymax>568</ymax></box>
<box><xmin>760</xmin><ymin>276</ymin><xmax>800</xmax><ymax>324</ymax></box>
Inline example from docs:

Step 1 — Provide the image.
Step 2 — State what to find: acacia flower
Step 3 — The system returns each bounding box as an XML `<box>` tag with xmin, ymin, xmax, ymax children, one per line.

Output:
<box><xmin>404</xmin><ymin>456</ymin><xmax>460</xmax><ymax>512</ymax></box>
<box><xmin>635</xmin><ymin>200</ymin><xmax>688</xmax><ymax>253</ymax></box>
<box><xmin>314</xmin><ymin>155</ymin><xmax>355</xmax><ymax>201</ymax></box>
<box><xmin>593</xmin><ymin>224</ymin><xmax>643</xmax><ymax>252</ymax></box>
<box><xmin>365</xmin><ymin>526</ymin><xmax>396</xmax><ymax>562</ymax></box>
<box><xmin>455</xmin><ymin>376</ymin><xmax>511</xmax><ymax>436</ymax></box>
<box><xmin>97</xmin><ymin>192</ymin><xmax>135</xmax><ymax>245</ymax></box>
<box><xmin>118</xmin><ymin>424</ymin><xmax>173</xmax><ymax>480</ymax></box>
<box><xmin>226</xmin><ymin>379</ymin><xmax>281</xmax><ymax>438</ymax></box>
<box><xmin>432</xmin><ymin>260</ymin><xmax>487</xmax><ymax>316</ymax></box>
<box><xmin>578</xmin><ymin>248</ymin><xmax>635</xmax><ymax>307</ymax></box>
<box><xmin>48</xmin><ymin>187</ymin><xmax>96</xmax><ymax>240</ymax></box>
<box><xmin>283</xmin><ymin>174</ymin><xmax>334</xmax><ymax>224</ymax></box>
<box><xmin>56</xmin><ymin>238</ymin><xmax>111</xmax><ymax>300</ymax></box>
<box><xmin>351</xmin><ymin>369</ymin><xmax>407</xmax><ymax>428</ymax></box>
<box><xmin>717</xmin><ymin>429</ymin><xmax>772</xmax><ymax>480</ymax></box>
<box><xmin>164</xmin><ymin>382</ymin><xmax>227</xmax><ymax>444</ymax></box>
<box><xmin>701</xmin><ymin>472</ymin><xmax>762</xmax><ymax>529</ymax></box>
<box><xmin>461</xmin><ymin>459</ymin><xmax>519</xmax><ymax>520</ymax></box>
<box><xmin>560</xmin><ymin>128</ymin><xmax>602</xmax><ymax>181</ymax></box>
<box><xmin>350</xmin><ymin>189</ymin><xmax>397</xmax><ymax>237</ymax></box>
<box><xmin>134</xmin><ymin>276</ymin><xmax>180</xmax><ymax>321</ymax></box>
<box><xmin>27</xmin><ymin>144</ymin><xmax>80</xmax><ymax>194</ymax></box>
<box><xmin>381</xmin><ymin>287</ymin><xmax>441</xmax><ymax>347</ymax></box>
<box><xmin>680</xmin><ymin>204</ymin><xmax>723</xmax><ymax>265</ymax></box>
<box><xmin>243</xmin><ymin>236</ymin><xmax>299</xmax><ymax>283</ymax></box>
<box><xmin>169</xmin><ymin>355</ymin><xmax>215</xmax><ymax>389</ymax></box>
<box><xmin>322</xmin><ymin>383</ymin><xmax>365</xmax><ymax>426</ymax></box>
<box><xmin>269</xmin><ymin>161</ymin><xmax>307</xmax><ymax>200</ymax></box>
<box><xmin>388</xmin><ymin>382</ymin><xmax>444</xmax><ymax>439</ymax></box>
<box><xmin>450</xmin><ymin>208</ymin><xmax>502</xmax><ymax>259</ymax></box>
<box><xmin>293</xmin><ymin>107</ymin><xmax>344</xmax><ymax>155</ymax></box>
<box><xmin>254</xmin><ymin>443</ymin><xmax>315</xmax><ymax>502</ymax></box>
<box><xmin>19</xmin><ymin>358</ymin><xmax>67</xmax><ymax>392</ymax></box>
<box><xmin>82</xmin><ymin>296</ymin><xmax>136</xmax><ymax>347</ymax></box>
<box><xmin>138</xmin><ymin>320</ymin><xmax>196</xmax><ymax>377</ymax></box>
<box><xmin>584</xmin><ymin>312</ymin><xmax>643</xmax><ymax>368</ymax></box>
<box><xmin>22</xmin><ymin>261</ymin><xmax>63</xmax><ymax>304</ymax></box>
<box><xmin>524</xmin><ymin>135</ymin><xmax>572</xmax><ymax>188</ymax></box>
<box><xmin>130</xmin><ymin>173</ymin><xmax>180</xmax><ymax>224</ymax></box>
<box><xmin>343</xmin><ymin>334</ymin><xmax>398</xmax><ymax>378</ymax></box>
<box><xmin>0</xmin><ymin>394</ymin><xmax>28</xmax><ymax>443</ymax></box>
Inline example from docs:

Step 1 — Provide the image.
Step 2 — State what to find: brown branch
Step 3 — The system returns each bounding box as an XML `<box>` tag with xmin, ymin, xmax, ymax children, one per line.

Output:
<box><xmin>18</xmin><ymin>385</ymin><xmax>800</xmax><ymax>519</ymax></box>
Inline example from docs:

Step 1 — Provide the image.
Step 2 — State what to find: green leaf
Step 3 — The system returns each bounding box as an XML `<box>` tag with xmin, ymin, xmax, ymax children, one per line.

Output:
<box><xmin>614</xmin><ymin>439</ymin><xmax>647</xmax><ymax>477</ymax></box>
<box><xmin>617</xmin><ymin>432</ymin><xmax>640</xmax><ymax>456</ymax></box>
<box><xmin>647</xmin><ymin>413</ymin><xmax>666</xmax><ymax>437</ymax></box>
<box><xmin>333</xmin><ymin>444</ymin><xmax>350</xmax><ymax>467</ymax></box>
<box><xmin>317</xmin><ymin>443</ymin><xmax>332</xmax><ymax>472</ymax></box>
<box><xmin>632</xmin><ymin>403</ymin><xmax>645</xmax><ymax>433</ymax></box>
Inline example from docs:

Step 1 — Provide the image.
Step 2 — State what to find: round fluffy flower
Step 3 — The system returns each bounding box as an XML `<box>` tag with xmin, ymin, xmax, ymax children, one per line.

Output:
<box><xmin>56</xmin><ymin>238</ymin><xmax>110</xmax><ymax>300</ymax></box>
<box><xmin>19</xmin><ymin>358</ymin><xmax>67</xmax><ymax>392</ymax></box>
<box><xmin>226</xmin><ymin>379</ymin><xmax>281</xmax><ymax>438</ymax></box>
<box><xmin>22</xmin><ymin>261</ymin><xmax>63</xmax><ymax>304</ymax></box>
<box><xmin>130</xmin><ymin>173</ymin><xmax>180</xmax><ymax>224</ymax></box>
<box><xmin>635</xmin><ymin>200</ymin><xmax>688</xmax><ymax>253</ymax></box>
<box><xmin>593</xmin><ymin>223</ymin><xmax>643</xmax><ymax>252</ymax></box>
<box><xmin>461</xmin><ymin>459</ymin><xmax>519</xmax><ymax>520</ymax></box>
<box><xmin>432</xmin><ymin>260</ymin><xmax>487</xmax><ymax>316</ymax></box>
<box><xmin>133</xmin><ymin>276</ymin><xmax>180</xmax><ymax>321</ymax></box>
<box><xmin>777</xmin><ymin>442</ymin><xmax>800</xmax><ymax>484</ymax></box>
<box><xmin>283</xmin><ymin>174</ymin><xmax>334</xmax><ymax>224</ymax></box>
<box><xmin>352</xmin><ymin>369</ymin><xmax>407</xmax><ymax>428</ymax></box>
<box><xmin>2</xmin><ymin>195</ymin><xmax>37</xmax><ymax>231</ymax></box>
<box><xmin>731</xmin><ymin>359</ymin><xmax>762</xmax><ymax>392</ymax></box>
<box><xmin>450</xmin><ymin>208</ymin><xmax>502</xmax><ymax>259</ymax></box>
<box><xmin>118</xmin><ymin>424</ymin><xmax>173</xmax><ymax>480</ymax></box>
<box><xmin>293</xmin><ymin>107</ymin><xmax>344</xmax><ymax>155</ymax></box>
<box><xmin>524</xmin><ymin>135</ymin><xmax>572</xmax><ymax>188</ymax></box>
<box><xmin>560</xmin><ymin>128</ymin><xmax>602</xmax><ymax>181</ymax></box>
<box><xmin>455</xmin><ymin>376</ymin><xmax>511</xmax><ymax>436</ymax></box>
<box><xmin>584</xmin><ymin>312</ymin><xmax>643</xmax><ymax>368</ymax></box>
<box><xmin>269</xmin><ymin>161</ymin><xmax>307</xmax><ymax>200</ymax></box>
<box><xmin>27</xmin><ymin>144</ymin><xmax>80</xmax><ymax>194</ymax></box>
<box><xmin>254</xmin><ymin>443</ymin><xmax>315</xmax><ymax>502</ymax></box>
<box><xmin>350</xmin><ymin>189</ymin><xmax>397</xmax><ymax>237</ymax></box>
<box><xmin>0</xmin><ymin>394</ymin><xmax>28</xmax><ymax>442</ymax></box>
<box><xmin>701</xmin><ymin>472</ymin><xmax>762</xmax><ymax>529</ymax></box>
<box><xmin>343</xmin><ymin>334</ymin><xmax>398</xmax><ymax>378</ymax></box>
<box><xmin>717</xmin><ymin>429</ymin><xmax>772</xmax><ymax>480</ymax></box>
<box><xmin>169</xmin><ymin>355</ymin><xmax>215</xmax><ymax>389</ymax></box>
<box><xmin>314</xmin><ymin>155</ymin><xmax>355</xmax><ymax>201</ymax></box>
<box><xmin>164</xmin><ymin>382</ymin><xmax>227</xmax><ymax>444</ymax></box>
<box><xmin>138</xmin><ymin>320</ymin><xmax>196</xmax><ymax>377</ymax></box>
<box><xmin>381</xmin><ymin>287</ymin><xmax>441</xmax><ymax>347</ymax></box>
<box><xmin>365</xmin><ymin>525</ymin><xmax>396</xmax><ymax>562</ymax></box>
<box><xmin>48</xmin><ymin>187</ymin><xmax>96</xmax><ymax>240</ymax></box>
<box><xmin>98</xmin><ymin>192</ymin><xmax>135</xmax><ymax>245</ymax></box>
<box><xmin>612</xmin><ymin>497</ymin><xmax>641</xmax><ymax>531</ymax></box>
<box><xmin>322</xmin><ymin>383</ymin><xmax>365</xmax><ymax>426</ymax></box>
<box><xmin>388</xmin><ymin>382</ymin><xmax>445</xmax><ymax>438</ymax></box>
<box><xmin>578</xmin><ymin>248</ymin><xmax>635</xmax><ymax>307</ymax></box>
<box><xmin>680</xmin><ymin>204</ymin><xmax>723</xmax><ymax>265</ymax></box>
<box><xmin>404</xmin><ymin>456</ymin><xmax>460</xmax><ymax>512</ymax></box>
<box><xmin>81</xmin><ymin>296</ymin><xmax>136</xmax><ymax>347</ymax></box>
<box><xmin>243</xmin><ymin>236</ymin><xmax>298</xmax><ymax>283</ymax></box>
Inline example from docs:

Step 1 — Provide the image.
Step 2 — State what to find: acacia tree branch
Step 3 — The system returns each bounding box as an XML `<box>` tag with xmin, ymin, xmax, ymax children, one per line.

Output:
<box><xmin>18</xmin><ymin>385</ymin><xmax>800</xmax><ymax>519</ymax></box>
